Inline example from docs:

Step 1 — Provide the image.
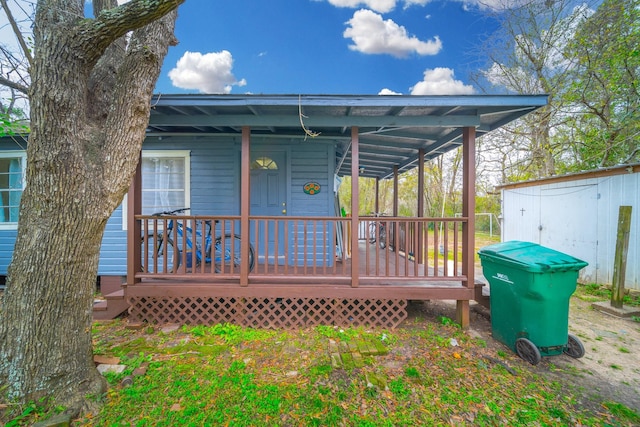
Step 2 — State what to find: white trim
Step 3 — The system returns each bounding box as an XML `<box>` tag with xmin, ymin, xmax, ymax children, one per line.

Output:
<box><xmin>122</xmin><ymin>150</ymin><xmax>191</xmax><ymax>230</ymax></box>
<box><xmin>0</xmin><ymin>150</ymin><xmax>27</xmax><ymax>230</ymax></box>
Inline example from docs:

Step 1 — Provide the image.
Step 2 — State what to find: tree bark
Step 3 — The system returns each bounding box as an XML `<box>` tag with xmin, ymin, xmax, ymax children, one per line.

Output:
<box><xmin>0</xmin><ymin>0</ymin><xmax>183</xmax><ymax>416</ymax></box>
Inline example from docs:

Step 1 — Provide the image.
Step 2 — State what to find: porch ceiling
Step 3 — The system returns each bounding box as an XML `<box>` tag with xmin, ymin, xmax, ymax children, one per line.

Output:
<box><xmin>146</xmin><ymin>94</ymin><xmax>547</xmax><ymax>180</ymax></box>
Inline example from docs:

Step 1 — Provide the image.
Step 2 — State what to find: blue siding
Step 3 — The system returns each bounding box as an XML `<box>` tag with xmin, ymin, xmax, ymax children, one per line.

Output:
<box><xmin>290</xmin><ymin>144</ymin><xmax>334</xmax><ymax>216</ymax></box>
<box><xmin>0</xmin><ymin>229</ymin><xmax>16</xmax><ymax>275</ymax></box>
<box><xmin>97</xmin><ymin>138</ymin><xmax>240</xmax><ymax>275</ymax></box>
<box><xmin>288</xmin><ymin>143</ymin><xmax>336</xmax><ymax>265</ymax></box>
<box><xmin>2</xmin><ymin>137</ymin><xmax>336</xmax><ymax>275</ymax></box>
<box><xmin>186</xmin><ymin>139</ymin><xmax>240</xmax><ymax>215</ymax></box>
<box><xmin>144</xmin><ymin>139</ymin><xmax>240</xmax><ymax>216</ymax></box>
<box><xmin>98</xmin><ymin>206</ymin><xmax>127</xmax><ymax>275</ymax></box>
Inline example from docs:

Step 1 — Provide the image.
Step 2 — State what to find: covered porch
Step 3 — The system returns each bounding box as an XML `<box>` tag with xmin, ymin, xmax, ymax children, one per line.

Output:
<box><xmin>125</xmin><ymin>94</ymin><xmax>547</xmax><ymax>328</ymax></box>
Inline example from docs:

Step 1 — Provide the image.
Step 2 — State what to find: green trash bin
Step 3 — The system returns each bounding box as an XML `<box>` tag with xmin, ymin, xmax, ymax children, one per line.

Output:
<box><xmin>478</xmin><ymin>241</ymin><xmax>588</xmax><ymax>365</ymax></box>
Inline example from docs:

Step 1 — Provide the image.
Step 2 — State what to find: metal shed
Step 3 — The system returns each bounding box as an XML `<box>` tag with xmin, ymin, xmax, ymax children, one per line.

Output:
<box><xmin>498</xmin><ymin>164</ymin><xmax>640</xmax><ymax>290</ymax></box>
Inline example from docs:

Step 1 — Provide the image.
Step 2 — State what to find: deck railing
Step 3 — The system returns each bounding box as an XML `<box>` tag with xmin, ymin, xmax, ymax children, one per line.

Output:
<box><xmin>138</xmin><ymin>215</ymin><xmax>245</xmax><ymax>280</ymax></box>
<box><xmin>359</xmin><ymin>216</ymin><xmax>465</xmax><ymax>281</ymax></box>
<box><xmin>135</xmin><ymin>215</ymin><xmax>468</xmax><ymax>284</ymax></box>
<box><xmin>249</xmin><ymin>216</ymin><xmax>350</xmax><ymax>280</ymax></box>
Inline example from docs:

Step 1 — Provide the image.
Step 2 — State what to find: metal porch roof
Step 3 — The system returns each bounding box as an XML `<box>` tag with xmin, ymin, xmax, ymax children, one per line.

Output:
<box><xmin>147</xmin><ymin>94</ymin><xmax>547</xmax><ymax>179</ymax></box>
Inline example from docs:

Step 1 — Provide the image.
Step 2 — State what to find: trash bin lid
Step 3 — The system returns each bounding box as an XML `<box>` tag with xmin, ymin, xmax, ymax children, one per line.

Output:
<box><xmin>478</xmin><ymin>240</ymin><xmax>588</xmax><ymax>273</ymax></box>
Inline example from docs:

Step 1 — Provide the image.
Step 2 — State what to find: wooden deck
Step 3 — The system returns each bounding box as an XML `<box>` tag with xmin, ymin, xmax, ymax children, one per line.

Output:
<box><xmin>126</xmin><ymin>222</ymin><xmax>481</xmax><ymax>328</ymax></box>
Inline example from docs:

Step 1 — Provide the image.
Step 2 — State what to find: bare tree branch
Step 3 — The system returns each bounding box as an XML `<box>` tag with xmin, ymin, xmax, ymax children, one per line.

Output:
<box><xmin>0</xmin><ymin>74</ymin><xmax>28</xmax><ymax>94</ymax></box>
<box><xmin>73</xmin><ymin>0</ymin><xmax>185</xmax><ymax>67</ymax></box>
<box><xmin>0</xmin><ymin>0</ymin><xmax>34</xmax><ymax>68</ymax></box>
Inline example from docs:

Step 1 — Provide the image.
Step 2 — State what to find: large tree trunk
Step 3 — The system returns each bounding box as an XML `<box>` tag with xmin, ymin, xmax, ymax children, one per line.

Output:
<box><xmin>0</xmin><ymin>0</ymin><xmax>183</xmax><ymax>416</ymax></box>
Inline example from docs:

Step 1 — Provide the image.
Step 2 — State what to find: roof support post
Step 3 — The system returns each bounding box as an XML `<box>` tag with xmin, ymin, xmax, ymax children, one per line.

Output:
<box><xmin>393</xmin><ymin>165</ymin><xmax>399</xmax><ymax>250</ymax></box>
<box><xmin>127</xmin><ymin>152</ymin><xmax>142</xmax><ymax>286</ymax></box>
<box><xmin>240</xmin><ymin>126</ymin><xmax>251</xmax><ymax>286</ymax></box>
<box><xmin>375</xmin><ymin>177</ymin><xmax>379</xmax><ymax>214</ymax></box>
<box><xmin>458</xmin><ymin>126</ymin><xmax>476</xmax><ymax>328</ymax></box>
<box><xmin>351</xmin><ymin>127</ymin><xmax>360</xmax><ymax>288</ymax></box>
<box><xmin>393</xmin><ymin>166</ymin><xmax>399</xmax><ymax>217</ymax></box>
<box><xmin>417</xmin><ymin>149</ymin><xmax>425</xmax><ymax>264</ymax></box>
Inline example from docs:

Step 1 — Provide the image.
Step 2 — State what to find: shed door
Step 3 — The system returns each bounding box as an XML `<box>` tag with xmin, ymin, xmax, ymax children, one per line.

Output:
<box><xmin>539</xmin><ymin>185</ymin><xmax>597</xmax><ymax>268</ymax></box>
<box><xmin>250</xmin><ymin>152</ymin><xmax>287</xmax><ymax>265</ymax></box>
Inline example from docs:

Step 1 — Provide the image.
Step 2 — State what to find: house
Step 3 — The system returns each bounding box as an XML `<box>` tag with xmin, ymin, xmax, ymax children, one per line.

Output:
<box><xmin>0</xmin><ymin>94</ymin><xmax>547</xmax><ymax>327</ymax></box>
<box><xmin>498</xmin><ymin>163</ymin><xmax>640</xmax><ymax>291</ymax></box>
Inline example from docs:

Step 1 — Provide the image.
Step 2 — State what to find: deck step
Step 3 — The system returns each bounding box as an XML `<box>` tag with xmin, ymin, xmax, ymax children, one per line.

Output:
<box><xmin>474</xmin><ymin>282</ymin><xmax>490</xmax><ymax>310</ymax></box>
<box><xmin>93</xmin><ymin>289</ymin><xmax>129</xmax><ymax>320</ymax></box>
<box><xmin>105</xmin><ymin>289</ymin><xmax>125</xmax><ymax>299</ymax></box>
<box><xmin>93</xmin><ymin>300</ymin><xmax>108</xmax><ymax>311</ymax></box>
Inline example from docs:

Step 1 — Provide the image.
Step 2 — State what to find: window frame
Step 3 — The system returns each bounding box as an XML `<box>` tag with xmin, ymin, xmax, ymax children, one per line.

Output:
<box><xmin>122</xmin><ymin>150</ymin><xmax>191</xmax><ymax>230</ymax></box>
<box><xmin>0</xmin><ymin>150</ymin><xmax>27</xmax><ymax>231</ymax></box>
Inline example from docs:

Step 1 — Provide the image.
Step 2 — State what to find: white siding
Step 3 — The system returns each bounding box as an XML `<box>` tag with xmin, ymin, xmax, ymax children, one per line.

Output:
<box><xmin>501</xmin><ymin>172</ymin><xmax>640</xmax><ymax>290</ymax></box>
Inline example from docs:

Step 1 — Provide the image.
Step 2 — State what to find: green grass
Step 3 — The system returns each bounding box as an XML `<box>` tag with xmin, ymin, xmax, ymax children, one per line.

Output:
<box><xmin>574</xmin><ymin>283</ymin><xmax>640</xmax><ymax>307</ymax></box>
<box><xmin>604</xmin><ymin>402</ymin><xmax>640</xmax><ymax>424</ymax></box>
<box><xmin>3</xmin><ymin>320</ymin><xmax>639</xmax><ymax>426</ymax></box>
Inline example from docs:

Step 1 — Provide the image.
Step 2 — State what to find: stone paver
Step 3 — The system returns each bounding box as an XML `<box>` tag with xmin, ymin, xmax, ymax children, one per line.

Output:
<box><xmin>32</xmin><ymin>413</ymin><xmax>71</xmax><ymax>427</ymax></box>
<box><xmin>328</xmin><ymin>338</ymin><xmax>387</xmax><ymax>369</ymax></box>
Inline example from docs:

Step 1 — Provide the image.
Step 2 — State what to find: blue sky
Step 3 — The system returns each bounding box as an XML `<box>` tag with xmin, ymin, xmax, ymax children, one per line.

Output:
<box><xmin>157</xmin><ymin>0</ymin><xmax>503</xmax><ymax>95</ymax></box>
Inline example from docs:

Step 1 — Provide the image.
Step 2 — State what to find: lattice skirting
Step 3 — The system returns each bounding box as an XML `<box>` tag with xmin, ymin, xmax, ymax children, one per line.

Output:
<box><xmin>127</xmin><ymin>296</ymin><xmax>408</xmax><ymax>329</ymax></box>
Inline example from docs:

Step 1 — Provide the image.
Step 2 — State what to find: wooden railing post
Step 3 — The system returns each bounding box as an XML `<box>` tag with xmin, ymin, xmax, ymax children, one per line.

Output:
<box><xmin>458</xmin><ymin>126</ymin><xmax>476</xmax><ymax>328</ymax></box>
<box><xmin>351</xmin><ymin>127</ymin><xmax>360</xmax><ymax>288</ymax></box>
<box><xmin>393</xmin><ymin>165</ymin><xmax>399</xmax><ymax>252</ymax></box>
<box><xmin>240</xmin><ymin>127</ymin><xmax>251</xmax><ymax>286</ymax></box>
<box><xmin>127</xmin><ymin>153</ymin><xmax>142</xmax><ymax>285</ymax></box>
<box><xmin>417</xmin><ymin>149</ymin><xmax>425</xmax><ymax>263</ymax></box>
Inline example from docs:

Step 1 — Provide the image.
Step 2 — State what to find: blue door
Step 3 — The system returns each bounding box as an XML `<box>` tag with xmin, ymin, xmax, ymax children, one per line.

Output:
<box><xmin>250</xmin><ymin>151</ymin><xmax>287</xmax><ymax>265</ymax></box>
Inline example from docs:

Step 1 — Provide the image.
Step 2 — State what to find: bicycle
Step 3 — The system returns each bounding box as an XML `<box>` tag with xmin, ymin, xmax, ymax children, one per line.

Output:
<box><xmin>141</xmin><ymin>208</ymin><xmax>255</xmax><ymax>274</ymax></box>
<box><xmin>368</xmin><ymin>213</ymin><xmax>388</xmax><ymax>249</ymax></box>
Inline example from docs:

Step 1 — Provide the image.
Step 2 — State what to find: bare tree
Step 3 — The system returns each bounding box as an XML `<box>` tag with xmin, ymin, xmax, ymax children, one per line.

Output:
<box><xmin>472</xmin><ymin>0</ymin><xmax>599</xmax><ymax>180</ymax></box>
<box><xmin>0</xmin><ymin>0</ymin><xmax>184</xmax><ymax>417</ymax></box>
<box><xmin>0</xmin><ymin>0</ymin><xmax>32</xmax><ymax>132</ymax></box>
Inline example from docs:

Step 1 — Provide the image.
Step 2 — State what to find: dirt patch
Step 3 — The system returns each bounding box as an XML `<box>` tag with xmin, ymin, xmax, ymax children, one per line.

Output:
<box><xmin>406</xmin><ymin>299</ymin><xmax>640</xmax><ymax>414</ymax></box>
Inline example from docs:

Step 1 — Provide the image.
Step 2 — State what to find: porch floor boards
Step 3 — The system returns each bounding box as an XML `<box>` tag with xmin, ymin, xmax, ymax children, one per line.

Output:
<box><xmin>162</xmin><ymin>241</ymin><xmax>466</xmax><ymax>283</ymax></box>
<box><xmin>132</xmin><ymin>241</ymin><xmax>475</xmax><ymax>301</ymax></box>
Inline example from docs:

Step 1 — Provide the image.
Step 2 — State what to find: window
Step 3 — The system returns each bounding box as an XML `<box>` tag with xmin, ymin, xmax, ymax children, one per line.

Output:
<box><xmin>0</xmin><ymin>151</ymin><xmax>26</xmax><ymax>229</ymax></box>
<box><xmin>121</xmin><ymin>150</ymin><xmax>190</xmax><ymax>230</ymax></box>
<box><xmin>251</xmin><ymin>156</ymin><xmax>278</xmax><ymax>170</ymax></box>
<box><xmin>141</xmin><ymin>150</ymin><xmax>191</xmax><ymax>215</ymax></box>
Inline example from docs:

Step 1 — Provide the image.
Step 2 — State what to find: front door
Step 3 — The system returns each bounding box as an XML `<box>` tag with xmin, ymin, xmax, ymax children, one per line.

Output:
<box><xmin>250</xmin><ymin>151</ymin><xmax>287</xmax><ymax>265</ymax></box>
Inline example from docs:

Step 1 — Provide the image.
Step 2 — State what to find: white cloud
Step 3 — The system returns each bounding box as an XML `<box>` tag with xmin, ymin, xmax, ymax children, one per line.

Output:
<box><xmin>403</xmin><ymin>0</ymin><xmax>432</xmax><ymax>8</ymax></box>
<box><xmin>378</xmin><ymin>88</ymin><xmax>402</xmax><ymax>95</ymax></box>
<box><xmin>321</xmin><ymin>0</ymin><xmax>439</xmax><ymax>12</ymax></box>
<box><xmin>410</xmin><ymin>68</ymin><xmax>475</xmax><ymax>95</ymax></box>
<box><xmin>320</xmin><ymin>0</ymin><xmax>528</xmax><ymax>12</ymax></box>
<box><xmin>168</xmin><ymin>50</ymin><xmax>246</xmax><ymax>94</ymax></box>
<box><xmin>325</xmin><ymin>0</ymin><xmax>397</xmax><ymax>13</ymax></box>
<box><xmin>344</xmin><ymin>9</ymin><xmax>442</xmax><ymax>58</ymax></box>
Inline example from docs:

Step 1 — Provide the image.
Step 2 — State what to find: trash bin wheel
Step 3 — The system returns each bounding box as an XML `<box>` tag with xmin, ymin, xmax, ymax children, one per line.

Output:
<box><xmin>516</xmin><ymin>338</ymin><xmax>541</xmax><ymax>365</ymax></box>
<box><xmin>563</xmin><ymin>334</ymin><xmax>585</xmax><ymax>359</ymax></box>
